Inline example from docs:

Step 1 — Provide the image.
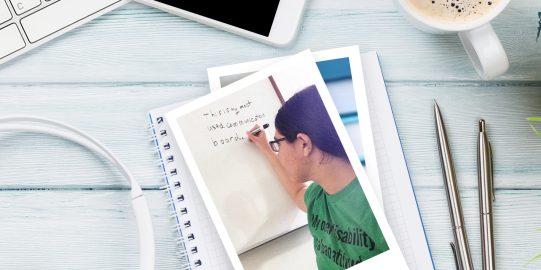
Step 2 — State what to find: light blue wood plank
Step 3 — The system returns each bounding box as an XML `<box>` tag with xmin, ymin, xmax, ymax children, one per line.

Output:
<box><xmin>0</xmin><ymin>189</ymin><xmax>539</xmax><ymax>269</ymax></box>
<box><xmin>387</xmin><ymin>83</ymin><xmax>541</xmax><ymax>188</ymax></box>
<box><xmin>0</xmin><ymin>0</ymin><xmax>539</xmax><ymax>83</ymax></box>
<box><xmin>415</xmin><ymin>188</ymin><xmax>541</xmax><ymax>270</ymax></box>
<box><xmin>0</xmin><ymin>190</ymin><xmax>184</xmax><ymax>269</ymax></box>
<box><xmin>1</xmin><ymin>84</ymin><xmax>539</xmax><ymax>188</ymax></box>
<box><xmin>0</xmin><ymin>84</ymin><xmax>208</xmax><ymax>188</ymax></box>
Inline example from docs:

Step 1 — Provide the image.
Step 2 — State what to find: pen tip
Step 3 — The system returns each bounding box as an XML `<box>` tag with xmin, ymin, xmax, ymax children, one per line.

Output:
<box><xmin>479</xmin><ymin>119</ymin><xmax>485</xmax><ymax>132</ymax></box>
<box><xmin>434</xmin><ymin>100</ymin><xmax>440</xmax><ymax>113</ymax></box>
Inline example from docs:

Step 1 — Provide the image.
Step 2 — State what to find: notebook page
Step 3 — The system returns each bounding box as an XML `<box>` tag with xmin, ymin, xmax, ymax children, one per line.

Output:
<box><xmin>360</xmin><ymin>52</ymin><xmax>435</xmax><ymax>270</ymax></box>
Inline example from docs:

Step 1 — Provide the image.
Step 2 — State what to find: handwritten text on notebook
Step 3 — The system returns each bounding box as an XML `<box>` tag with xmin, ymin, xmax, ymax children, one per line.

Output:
<box><xmin>199</xmin><ymin>99</ymin><xmax>268</xmax><ymax>148</ymax></box>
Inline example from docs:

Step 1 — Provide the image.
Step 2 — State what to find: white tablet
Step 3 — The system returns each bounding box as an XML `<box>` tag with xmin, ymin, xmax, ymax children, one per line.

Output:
<box><xmin>136</xmin><ymin>0</ymin><xmax>307</xmax><ymax>47</ymax></box>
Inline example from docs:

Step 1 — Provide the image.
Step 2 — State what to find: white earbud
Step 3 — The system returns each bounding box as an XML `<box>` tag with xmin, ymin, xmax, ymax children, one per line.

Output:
<box><xmin>0</xmin><ymin>116</ymin><xmax>155</xmax><ymax>270</ymax></box>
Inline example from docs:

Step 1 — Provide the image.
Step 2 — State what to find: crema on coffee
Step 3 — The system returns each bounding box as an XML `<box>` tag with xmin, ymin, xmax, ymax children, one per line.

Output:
<box><xmin>407</xmin><ymin>0</ymin><xmax>498</xmax><ymax>23</ymax></box>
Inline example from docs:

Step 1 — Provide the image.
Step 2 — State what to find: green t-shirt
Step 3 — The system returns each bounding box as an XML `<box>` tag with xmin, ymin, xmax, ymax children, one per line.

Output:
<box><xmin>304</xmin><ymin>177</ymin><xmax>389</xmax><ymax>270</ymax></box>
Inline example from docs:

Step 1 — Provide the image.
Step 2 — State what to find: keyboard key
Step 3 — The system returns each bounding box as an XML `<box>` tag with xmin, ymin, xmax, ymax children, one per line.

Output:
<box><xmin>9</xmin><ymin>0</ymin><xmax>41</xmax><ymax>15</ymax></box>
<box><xmin>20</xmin><ymin>0</ymin><xmax>120</xmax><ymax>43</ymax></box>
<box><xmin>0</xmin><ymin>24</ymin><xmax>25</xmax><ymax>59</ymax></box>
<box><xmin>0</xmin><ymin>0</ymin><xmax>12</xmax><ymax>24</ymax></box>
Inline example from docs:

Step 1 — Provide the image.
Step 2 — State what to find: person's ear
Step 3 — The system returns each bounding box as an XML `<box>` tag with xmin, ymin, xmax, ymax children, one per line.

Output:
<box><xmin>296</xmin><ymin>133</ymin><xmax>312</xmax><ymax>157</ymax></box>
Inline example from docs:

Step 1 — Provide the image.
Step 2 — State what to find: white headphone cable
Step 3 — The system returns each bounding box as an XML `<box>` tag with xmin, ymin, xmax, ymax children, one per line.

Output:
<box><xmin>0</xmin><ymin>116</ymin><xmax>155</xmax><ymax>269</ymax></box>
<box><xmin>0</xmin><ymin>116</ymin><xmax>142</xmax><ymax>195</ymax></box>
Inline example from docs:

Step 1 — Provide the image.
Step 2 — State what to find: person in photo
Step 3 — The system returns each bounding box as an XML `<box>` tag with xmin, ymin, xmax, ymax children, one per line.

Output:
<box><xmin>246</xmin><ymin>85</ymin><xmax>389</xmax><ymax>269</ymax></box>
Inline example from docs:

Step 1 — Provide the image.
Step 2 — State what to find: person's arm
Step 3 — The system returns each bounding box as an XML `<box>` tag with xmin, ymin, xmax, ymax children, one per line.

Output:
<box><xmin>246</xmin><ymin>125</ymin><xmax>308</xmax><ymax>212</ymax></box>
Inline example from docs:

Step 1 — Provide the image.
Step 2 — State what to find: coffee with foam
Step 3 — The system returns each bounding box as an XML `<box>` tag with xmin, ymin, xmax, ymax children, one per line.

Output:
<box><xmin>407</xmin><ymin>0</ymin><xmax>498</xmax><ymax>23</ymax></box>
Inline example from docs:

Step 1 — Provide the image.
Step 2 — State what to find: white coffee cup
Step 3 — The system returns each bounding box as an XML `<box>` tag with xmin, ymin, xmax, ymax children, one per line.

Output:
<box><xmin>394</xmin><ymin>0</ymin><xmax>510</xmax><ymax>80</ymax></box>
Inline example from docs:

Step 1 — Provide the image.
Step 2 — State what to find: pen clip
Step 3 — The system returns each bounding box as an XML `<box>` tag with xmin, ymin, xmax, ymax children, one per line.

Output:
<box><xmin>450</xmin><ymin>242</ymin><xmax>461</xmax><ymax>270</ymax></box>
<box><xmin>489</xmin><ymin>142</ymin><xmax>495</xmax><ymax>202</ymax></box>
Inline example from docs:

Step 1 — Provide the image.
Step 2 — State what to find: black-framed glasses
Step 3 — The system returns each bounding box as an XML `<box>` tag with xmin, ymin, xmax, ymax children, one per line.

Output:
<box><xmin>269</xmin><ymin>137</ymin><xmax>287</xmax><ymax>152</ymax></box>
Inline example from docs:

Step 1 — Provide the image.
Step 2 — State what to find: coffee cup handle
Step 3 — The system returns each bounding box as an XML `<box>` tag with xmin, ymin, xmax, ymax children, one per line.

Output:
<box><xmin>458</xmin><ymin>23</ymin><xmax>509</xmax><ymax>80</ymax></box>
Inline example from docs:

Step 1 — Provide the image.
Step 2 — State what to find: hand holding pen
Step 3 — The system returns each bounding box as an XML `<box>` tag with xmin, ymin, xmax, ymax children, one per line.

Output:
<box><xmin>250</xmin><ymin>123</ymin><xmax>270</xmax><ymax>136</ymax></box>
<box><xmin>246</xmin><ymin>123</ymin><xmax>272</xmax><ymax>154</ymax></box>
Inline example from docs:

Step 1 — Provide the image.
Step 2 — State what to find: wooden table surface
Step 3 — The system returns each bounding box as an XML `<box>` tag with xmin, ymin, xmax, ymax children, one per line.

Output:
<box><xmin>1</xmin><ymin>0</ymin><xmax>540</xmax><ymax>269</ymax></box>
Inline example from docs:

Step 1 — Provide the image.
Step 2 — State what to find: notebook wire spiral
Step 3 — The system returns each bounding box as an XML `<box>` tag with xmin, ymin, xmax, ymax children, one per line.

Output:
<box><xmin>148</xmin><ymin>115</ymin><xmax>200</xmax><ymax>270</ymax></box>
<box><xmin>147</xmin><ymin>98</ymin><xmax>238</xmax><ymax>270</ymax></box>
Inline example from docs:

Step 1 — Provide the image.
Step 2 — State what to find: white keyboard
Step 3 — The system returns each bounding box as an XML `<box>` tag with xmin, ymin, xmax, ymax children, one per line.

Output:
<box><xmin>0</xmin><ymin>0</ymin><xmax>127</xmax><ymax>65</ymax></box>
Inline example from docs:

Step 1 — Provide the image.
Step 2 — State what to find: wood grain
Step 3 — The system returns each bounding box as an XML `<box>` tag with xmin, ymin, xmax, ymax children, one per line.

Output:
<box><xmin>0</xmin><ymin>0</ymin><xmax>540</xmax><ymax>269</ymax></box>
<box><xmin>0</xmin><ymin>1</ymin><xmax>539</xmax><ymax>83</ymax></box>
<box><xmin>0</xmin><ymin>189</ymin><xmax>539</xmax><ymax>269</ymax></box>
<box><xmin>1</xmin><ymin>84</ymin><xmax>539</xmax><ymax>188</ymax></box>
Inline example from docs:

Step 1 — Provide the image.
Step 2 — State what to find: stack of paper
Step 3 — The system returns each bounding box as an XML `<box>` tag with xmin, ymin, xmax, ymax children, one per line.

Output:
<box><xmin>151</xmin><ymin>46</ymin><xmax>432</xmax><ymax>270</ymax></box>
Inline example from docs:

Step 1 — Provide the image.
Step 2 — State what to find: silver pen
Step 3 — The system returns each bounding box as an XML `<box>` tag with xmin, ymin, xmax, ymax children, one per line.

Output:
<box><xmin>478</xmin><ymin>119</ymin><xmax>495</xmax><ymax>270</ymax></box>
<box><xmin>434</xmin><ymin>101</ymin><xmax>474</xmax><ymax>270</ymax></box>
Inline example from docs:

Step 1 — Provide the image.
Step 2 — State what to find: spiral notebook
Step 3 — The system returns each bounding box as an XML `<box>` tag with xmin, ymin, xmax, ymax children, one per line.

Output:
<box><xmin>149</xmin><ymin>102</ymin><xmax>234</xmax><ymax>270</ymax></box>
<box><xmin>148</xmin><ymin>48</ymin><xmax>434</xmax><ymax>270</ymax></box>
